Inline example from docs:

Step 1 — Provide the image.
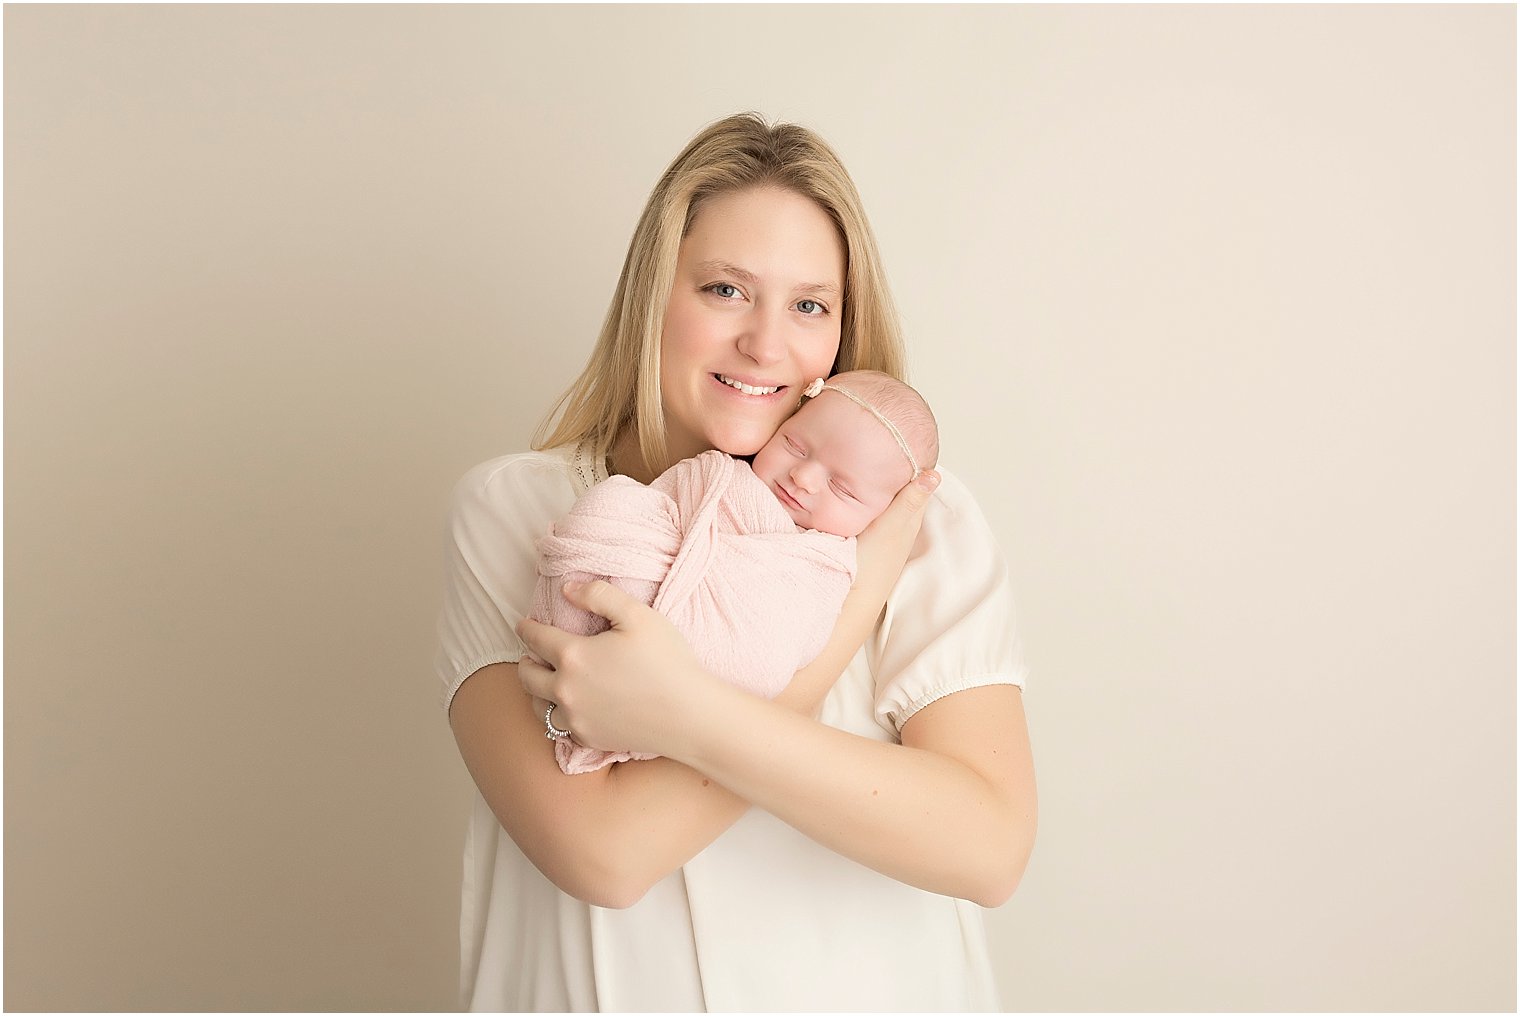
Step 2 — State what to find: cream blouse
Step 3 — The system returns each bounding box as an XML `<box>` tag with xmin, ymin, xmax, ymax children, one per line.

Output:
<box><xmin>437</xmin><ymin>442</ymin><xmax>1027</xmax><ymax>1012</ymax></box>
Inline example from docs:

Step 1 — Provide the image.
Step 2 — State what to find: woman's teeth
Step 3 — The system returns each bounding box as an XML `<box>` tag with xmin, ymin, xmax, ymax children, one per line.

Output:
<box><xmin>717</xmin><ymin>375</ymin><xmax>781</xmax><ymax>396</ymax></box>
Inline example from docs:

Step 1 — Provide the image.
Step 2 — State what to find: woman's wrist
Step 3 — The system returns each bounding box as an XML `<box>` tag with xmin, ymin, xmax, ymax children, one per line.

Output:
<box><xmin>659</xmin><ymin>674</ymin><xmax>762</xmax><ymax>769</ymax></box>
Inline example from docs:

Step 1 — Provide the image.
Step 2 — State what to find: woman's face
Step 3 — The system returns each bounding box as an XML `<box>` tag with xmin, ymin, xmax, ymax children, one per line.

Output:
<box><xmin>658</xmin><ymin>186</ymin><xmax>845</xmax><ymax>470</ymax></box>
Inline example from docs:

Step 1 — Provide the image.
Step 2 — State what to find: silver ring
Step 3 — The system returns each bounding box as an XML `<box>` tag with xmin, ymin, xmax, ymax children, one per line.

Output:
<box><xmin>544</xmin><ymin>703</ymin><xmax>571</xmax><ymax>740</ymax></box>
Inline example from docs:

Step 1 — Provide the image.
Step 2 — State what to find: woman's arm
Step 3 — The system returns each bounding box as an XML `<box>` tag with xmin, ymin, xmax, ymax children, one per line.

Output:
<box><xmin>450</xmin><ymin>663</ymin><xmax>738</xmax><ymax>909</ymax></box>
<box><xmin>677</xmin><ymin>677</ymin><xmax>1035</xmax><ymax>906</ymax></box>
<box><xmin>518</xmin><ymin>581</ymin><xmax>1036</xmax><ymax>907</ymax></box>
<box><xmin>448</xmin><ymin>471</ymin><xmax>942</xmax><ymax>908</ymax></box>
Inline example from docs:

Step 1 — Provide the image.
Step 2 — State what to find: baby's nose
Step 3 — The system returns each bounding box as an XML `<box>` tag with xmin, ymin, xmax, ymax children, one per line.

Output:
<box><xmin>790</xmin><ymin>461</ymin><xmax>822</xmax><ymax>492</ymax></box>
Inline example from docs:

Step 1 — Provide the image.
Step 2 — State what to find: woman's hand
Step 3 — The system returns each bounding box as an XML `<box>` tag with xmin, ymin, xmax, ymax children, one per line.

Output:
<box><xmin>774</xmin><ymin>468</ymin><xmax>942</xmax><ymax>714</ymax></box>
<box><xmin>516</xmin><ymin>580</ymin><xmax>716</xmax><ymax>757</ymax></box>
<box><xmin>855</xmin><ymin>469</ymin><xmax>940</xmax><ymax>598</ymax></box>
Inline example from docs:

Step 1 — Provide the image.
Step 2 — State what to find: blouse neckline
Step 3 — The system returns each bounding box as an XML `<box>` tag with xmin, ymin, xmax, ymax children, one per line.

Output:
<box><xmin>570</xmin><ymin>439</ymin><xmax>609</xmax><ymax>493</ymax></box>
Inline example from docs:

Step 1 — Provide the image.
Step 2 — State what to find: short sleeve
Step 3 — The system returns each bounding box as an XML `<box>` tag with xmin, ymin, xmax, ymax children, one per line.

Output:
<box><xmin>435</xmin><ymin>452</ymin><xmax>583</xmax><ymax>713</ymax></box>
<box><xmin>870</xmin><ymin>468</ymin><xmax>1028</xmax><ymax>734</ymax></box>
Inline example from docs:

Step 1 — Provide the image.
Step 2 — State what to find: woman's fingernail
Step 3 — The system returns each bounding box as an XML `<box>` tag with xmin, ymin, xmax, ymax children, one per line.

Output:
<box><xmin>562</xmin><ymin>580</ymin><xmax>584</xmax><ymax>594</ymax></box>
<box><xmin>916</xmin><ymin>470</ymin><xmax>940</xmax><ymax>492</ymax></box>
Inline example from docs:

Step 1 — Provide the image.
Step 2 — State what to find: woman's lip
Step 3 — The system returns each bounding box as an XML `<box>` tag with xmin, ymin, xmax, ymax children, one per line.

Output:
<box><xmin>710</xmin><ymin>372</ymin><xmax>787</xmax><ymax>397</ymax></box>
<box><xmin>715</xmin><ymin>371</ymin><xmax>786</xmax><ymax>388</ymax></box>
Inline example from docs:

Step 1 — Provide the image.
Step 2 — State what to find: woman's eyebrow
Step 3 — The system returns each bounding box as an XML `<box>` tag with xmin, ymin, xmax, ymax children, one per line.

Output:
<box><xmin>696</xmin><ymin>259</ymin><xmax>839</xmax><ymax>296</ymax></box>
<box><xmin>696</xmin><ymin>259</ymin><xmax>756</xmax><ymax>283</ymax></box>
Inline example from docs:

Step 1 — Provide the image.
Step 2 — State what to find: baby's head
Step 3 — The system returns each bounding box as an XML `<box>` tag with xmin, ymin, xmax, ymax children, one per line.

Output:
<box><xmin>751</xmin><ymin>370</ymin><xmax>939</xmax><ymax>537</ymax></box>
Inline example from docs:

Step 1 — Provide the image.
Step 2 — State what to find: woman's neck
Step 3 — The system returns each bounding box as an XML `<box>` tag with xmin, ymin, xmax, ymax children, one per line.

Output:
<box><xmin>607</xmin><ymin>428</ymin><xmax>716</xmax><ymax>484</ymax></box>
<box><xmin>606</xmin><ymin>428</ymin><xmax>659</xmax><ymax>484</ymax></box>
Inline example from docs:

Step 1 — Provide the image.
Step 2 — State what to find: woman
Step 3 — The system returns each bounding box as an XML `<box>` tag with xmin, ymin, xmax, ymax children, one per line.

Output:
<box><xmin>439</xmin><ymin>112</ymin><xmax>1036</xmax><ymax>1012</ymax></box>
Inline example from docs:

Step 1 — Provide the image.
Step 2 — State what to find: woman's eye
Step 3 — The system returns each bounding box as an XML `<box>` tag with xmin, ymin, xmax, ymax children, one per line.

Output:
<box><xmin>709</xmin><ymin>283</ymin><xmax>741</xmax><ymax>299</ymax></box>
<box><xmin>797</xmin><ymin>299</ymin><xmax>826</xmax><ymax>316</ymax></box>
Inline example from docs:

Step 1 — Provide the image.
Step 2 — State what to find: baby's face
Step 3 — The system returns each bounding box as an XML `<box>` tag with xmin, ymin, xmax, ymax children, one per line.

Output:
<box><xmin>750</xmin><ymin>391</ymin><xmax>915</xmax><ymax>537</ymax></box>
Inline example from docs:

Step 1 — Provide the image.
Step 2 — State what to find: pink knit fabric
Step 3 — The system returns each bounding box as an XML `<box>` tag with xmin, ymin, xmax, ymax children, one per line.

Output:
<box><xmin>531</xmin><ymin>450</ymin><xmax>857</xmax><ymax>774</ymax></box>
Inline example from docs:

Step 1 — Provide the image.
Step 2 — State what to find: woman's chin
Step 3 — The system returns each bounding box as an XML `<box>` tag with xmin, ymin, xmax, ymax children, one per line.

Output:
<box><xmin>703</xmin><ymin>425</ymin><xmax>775</xmax><ymax>459</ymax></box>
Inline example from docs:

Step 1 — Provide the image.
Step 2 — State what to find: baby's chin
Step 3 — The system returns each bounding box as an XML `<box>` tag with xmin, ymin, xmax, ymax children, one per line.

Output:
<box><xmin>794</xmin><ymin>510</ymin><xmax>861</xmax><ymax>539</ymax></box>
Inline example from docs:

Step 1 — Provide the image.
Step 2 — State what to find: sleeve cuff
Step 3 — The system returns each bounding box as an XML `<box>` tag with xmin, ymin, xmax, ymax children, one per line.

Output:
<box><xmin>440</xmin><ymin>651</ymin><xmax>526</xmax><ymax>715</ymax></box>
<box><xmin>889</xmin><ymin>670</ymin><xmax>1028</xmax><ymax>732</ymax></box>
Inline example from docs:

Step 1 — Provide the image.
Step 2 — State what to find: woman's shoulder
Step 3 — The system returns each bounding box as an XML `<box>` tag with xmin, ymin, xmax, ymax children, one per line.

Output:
<box><xmin>910</xmin><ymin>463</ymin><xmax>1010</xmax><ymax>562</ymax></box>
<box><xmin>456</xmin><ymin>446</ymin><xmax>572</xmax><ymax>490</ymax></box>
<box><xmin>455</xmin><ymin>442</ymin><xmax>608</xmax><ymax>496</ymax></box>
<box><xmin>449</xmin><ymin>446</ymin><xmax>593</xmax><ymax>527</ymax></box>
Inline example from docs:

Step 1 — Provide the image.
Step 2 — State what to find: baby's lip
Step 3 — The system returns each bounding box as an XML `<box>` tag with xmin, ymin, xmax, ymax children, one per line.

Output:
<box><xmin>774</xmin><ymin>483</ymin><xmax>805</xmax><ymax>512</ymax></box>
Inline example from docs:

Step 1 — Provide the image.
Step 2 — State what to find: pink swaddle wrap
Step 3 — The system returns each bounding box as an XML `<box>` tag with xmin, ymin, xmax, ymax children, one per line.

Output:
<box><xmin>531</xmin><ymin>449</ymin><xmax>857</xmax><ymax>774</ymax></box>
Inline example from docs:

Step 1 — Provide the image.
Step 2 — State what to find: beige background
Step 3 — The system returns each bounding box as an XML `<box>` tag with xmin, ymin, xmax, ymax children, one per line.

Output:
<box><xmin>5</xmin><ymin>4</ymin><xmax>1513</xmax><ymax>1011</ymax></box>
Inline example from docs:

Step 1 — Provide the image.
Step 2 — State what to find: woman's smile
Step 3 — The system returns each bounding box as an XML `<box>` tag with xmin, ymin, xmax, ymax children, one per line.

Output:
<box><xmin>714</xmin><ymin>373</ymin><xmax>785</xmax><ymax>397</ymax></box>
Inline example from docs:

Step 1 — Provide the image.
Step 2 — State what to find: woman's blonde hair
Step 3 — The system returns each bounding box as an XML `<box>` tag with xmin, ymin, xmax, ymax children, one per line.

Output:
<box><xmin>533</xmin><ymin>112</ymin><xmax>907</xmax><ymax>474</ymax></box>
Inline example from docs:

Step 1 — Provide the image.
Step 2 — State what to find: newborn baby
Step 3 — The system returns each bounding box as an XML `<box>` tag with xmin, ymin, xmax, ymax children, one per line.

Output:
<box><xmin>532</xmin><ymin>369</ymin><xmax>939</xmax><ymax>773</ymax></box>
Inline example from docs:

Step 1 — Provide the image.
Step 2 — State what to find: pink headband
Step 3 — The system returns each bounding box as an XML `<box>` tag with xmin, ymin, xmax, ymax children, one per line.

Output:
<box><xmin>802</xmin><ymin>377</ymin><xmax>920</xmax><ymax>475</ymax></box>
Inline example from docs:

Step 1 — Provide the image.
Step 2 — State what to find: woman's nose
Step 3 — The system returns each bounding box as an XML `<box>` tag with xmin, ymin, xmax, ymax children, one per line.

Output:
<box><xmin>735</xmin><ymin>309</ymin><xmax>786</xmax><ymax>366</ymax></box>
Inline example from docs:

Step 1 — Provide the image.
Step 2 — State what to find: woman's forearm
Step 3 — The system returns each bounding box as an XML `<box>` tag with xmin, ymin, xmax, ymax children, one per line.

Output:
<box><xmin>667</xmin><ymin>680</ymin><xmax>1036</xmax><ymax>907</ymax></box>
<box><xmin>452</xmin><ymin>665</ymin><xmax>749</xmax><ymax>908</ymax></box>
<box><xmin>586</xmin><ymin>595</ymin><xmax>892</xmax><ymax>901</ymax></box>
<box><xmin>462</xmin><ymin>673</ymin><xmax>1035</xmax><ymax>910</ymax></box>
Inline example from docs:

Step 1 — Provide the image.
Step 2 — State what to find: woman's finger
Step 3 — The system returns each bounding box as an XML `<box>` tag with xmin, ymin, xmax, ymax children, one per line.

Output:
<box><xmin>891</xmin><ymin>469</ymin><xmax>940</xmax><ymax>518</ymax></box>
<box><xmin>529</xmin><ymin>695</ymin><xmax>556</xmax><ymax>728</ymax></box>
<box><xmin>516</xmin><ymin>653</ymin><xmax>558</xmax><ymax>700</ymax></box>
<box><xmin>559</xmin><ymin>578</ymin><xmax>654</xmax><ymax>631</ymax></box>
<box><xmin>516</xmin><ymin>616</ymin><xmax>572</xmax><ymax>665</ymax></box>
<box><xmin>862</xmin><ymin>470</ymin><xmax>939</xmax><ymax>545</ymax></box>
<box><xmin>854</xmin><ymin>469</ymin><xmax>940</xmax><ymax>595</ymax></box>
